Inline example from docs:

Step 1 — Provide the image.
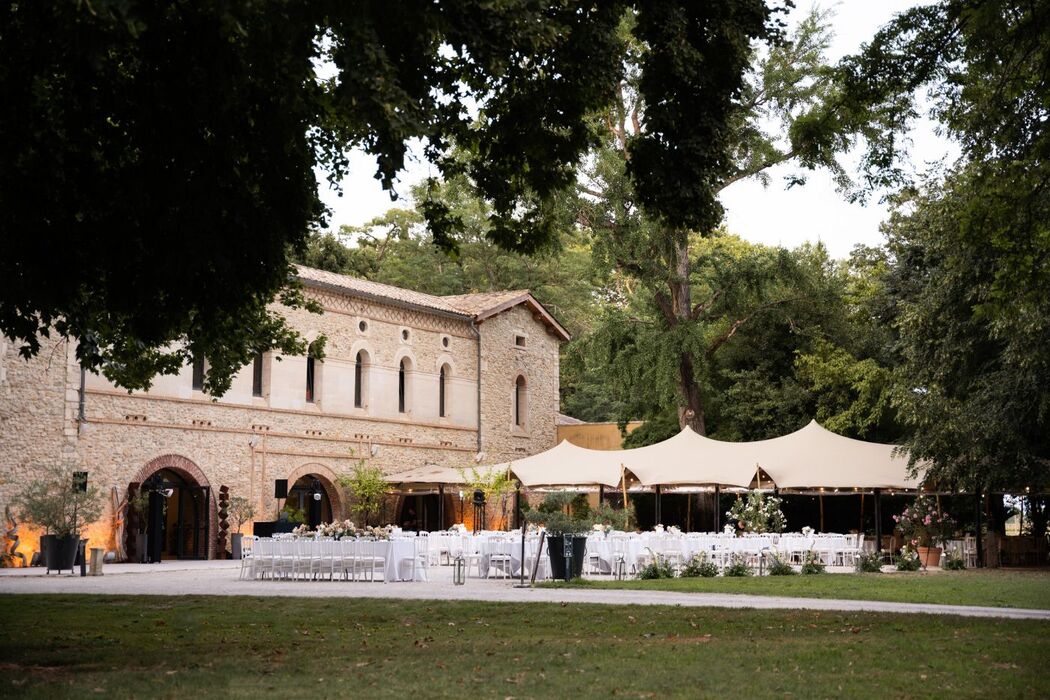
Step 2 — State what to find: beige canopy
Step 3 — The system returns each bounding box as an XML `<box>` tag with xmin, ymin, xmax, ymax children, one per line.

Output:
<box><xmin>744</xmin><ymin>420</ymin><xmax>922</xmax><ymax>490</ymax></box>
<box><xmin>477</xmin><ymin>419</ymin><xmax>922</xmax><ymax>491</ymax></box>
<box><xmin>386</xmin><ymin>464</ymin><xmax>470</xmax><ymax>485</ymax></box>
<box><xmin>620</xmin><ymin>428</ymin><xmax>760</xmax><ymax>488</ymax></box>
<box><xmin>494</xmin><ymin>440</ymin><xmax>629</xmax><ymax>488</ymax></box>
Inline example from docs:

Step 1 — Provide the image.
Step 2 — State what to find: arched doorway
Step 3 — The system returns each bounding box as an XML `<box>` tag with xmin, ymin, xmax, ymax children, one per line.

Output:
<box><xmin>130</xmin><ymin>454</ymin><xmax>215</xmax><ymax>562</ymax></box>
<box><xmin>284</xmin><ymin>475</ymin><xmax>335</xmax><ymax>529</ymax></box>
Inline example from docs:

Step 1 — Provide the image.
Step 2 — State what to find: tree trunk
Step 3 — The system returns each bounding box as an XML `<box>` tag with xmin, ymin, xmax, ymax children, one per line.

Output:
<box><xmin>667</xmin><ymin>235</ymin><xmax>707</xmax><ymax>435</ymax></box>
<box><xmin>677</xmin><ymin>351</ymin><xmax>706</xmax><ymax>434</ymax></box>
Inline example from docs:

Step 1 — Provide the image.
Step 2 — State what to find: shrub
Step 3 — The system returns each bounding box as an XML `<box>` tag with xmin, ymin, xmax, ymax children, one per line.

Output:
<box><xmin>766</xmin><ymin>551</ymin><xmax>795</xmax><ymax>576</ymax></box>
<box><xmin>855</xmin><ymin>550</ymin><xmax>883</xmax><ymax>573</ymax></box>
<box><xmin>723</xmin><ymin>553</ymin><xmax>752</xmax><ymax>577</ymax></box>
<box><xmin>896</xmin><ymin>545</ymin><xmax>922</xmax><ymax>571</ymax></box>
<box><xmin>680</xmin><ymin>553</ymin><xmax>719</xmax><ymax>578</ymax></box>
<box><xmin>636</xmin><ymin>554</ymin><xmax>675</xmax><ymax>580</ymax></box>
<box><xmin>943</xmin><ymin>547</ymin><xmax>966</xmax><ymax>570</ymax></box>
<box><xmin>800</xmin><ymin>550</ymin><xmax>825</xmax><ymax>575</ymax></box>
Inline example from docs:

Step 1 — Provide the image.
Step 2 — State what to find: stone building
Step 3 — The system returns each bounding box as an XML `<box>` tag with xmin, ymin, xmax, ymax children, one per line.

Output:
<box><xmin>0</xmin><ymin>265</ymin><xmax>567</xmax><ymax>561</ymax></box>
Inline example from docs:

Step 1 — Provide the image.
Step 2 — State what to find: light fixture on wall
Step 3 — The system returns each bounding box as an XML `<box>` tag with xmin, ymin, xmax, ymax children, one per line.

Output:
<box><xmin>370</xmin><ymin>444</ymin><xmax>380</xmax><ymax>457</ymax></box>
<box><xmin>474</xmin><ymin>451</ymin><xmax>485</xmax><ymax>463</ymax></box>
<box><xmin>247</xmin><ymin>435</ymin><xmax>260</xmax><ymax>449</ymax></box>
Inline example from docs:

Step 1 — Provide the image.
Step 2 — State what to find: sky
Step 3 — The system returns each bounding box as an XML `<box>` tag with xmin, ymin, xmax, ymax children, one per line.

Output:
<box><xmin>315</xmin><ymin>1</ymin><xmax>954</xmax><ymax>261</ymax></box>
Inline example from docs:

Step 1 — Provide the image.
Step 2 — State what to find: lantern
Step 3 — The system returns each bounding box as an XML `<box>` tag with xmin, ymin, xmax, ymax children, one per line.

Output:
<box><xmin>613</xmin><ymin>556</ymin><xmax>627</xmax><ymax>581</ymax></box>
<box><xmin>453</xmin><ymin>555</ymin><xmax>466</xmax><ymax>585</ymax></box>
<box><xmin>563</xmin><ymin>535</ymin><xmax>574</xmax><ymax>582</ymax></box>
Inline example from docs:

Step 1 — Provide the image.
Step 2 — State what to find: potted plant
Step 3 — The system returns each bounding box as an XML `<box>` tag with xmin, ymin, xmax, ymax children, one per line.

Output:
<box><xmin>338</xmin><ymin>462</ymin><xmax>389</xmax><ymax>526</ymax></box>
<box><xmin>893</xmin><ymin>495</ymin><xmax>955</xmax><ymax>569</ymax></box>
<box><xmin>726</xmin><ymin>491</ymin><xmax>787</xmax><ymax>534</ymax></box>
<box><xmin>524</xmin><ymin>492</ymin><xmax>591</xmax><ymax>580</ymax></box>
<box><xmin>127</xmin><ymin>489</ymin><xmax>150</xmax><ymax>563</ymax></box>
<box><xmin>227</xmin><ymin>496</ymin><xmax>255</xmax><ymax>559</ymax></box>
<box><xmin>13</xmin><ymin>465</ymin><xmax>102</xmax><ymax>573</ymax></box>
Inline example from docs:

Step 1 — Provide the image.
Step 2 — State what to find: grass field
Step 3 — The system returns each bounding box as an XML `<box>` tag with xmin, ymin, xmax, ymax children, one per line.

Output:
<box><xmin>1</xmin><ymin>595</ymin><xmax>1047</xmax><ymax>698</ymax></box>
<box><xmin>547</xmin><ymin>569</ymin><xmax>1050</xmax><ymax>610</ymax></box>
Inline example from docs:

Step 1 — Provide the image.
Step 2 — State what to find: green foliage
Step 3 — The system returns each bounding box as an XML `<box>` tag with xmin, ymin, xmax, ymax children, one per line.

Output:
<box><xmin>338</xmin><ymin>464</ymin><xmax>389</xmax><ymax>526</ymax></box>
<box><xmin>727</xmin><ymin>491</ymin><xmax>786</xmax><ymax>533</ymax></box>
<box><xmin>680</xmin><ymin>553</ymin><xmax>720</xmax><ymax>578</ymax></box>
<box><xmin>523</xmin><ymin>492</ymin><xmax>590</xmax><ymax>535</ymax></box>
<box><xmin>227</xmin><ymin>497</ymin><xmax>255</xmax><ymax>532</ymax></box>
<box><xmin>894</xmin><ymin>496</ymin><xmax>956</xmax><ymax>548</ymax></box>
<box><xmin>723</xmin><ymin>554</ymin><xmax>753</xmax><ymax>577</ymax></box>
<box><xmin>838</xmin><ymin>0</ymin><xmax>1050</xmax><ymax>491</ymax></box>
<box><xmin>279</xmin><ymin>506</ymin><xmax>305</xmax><ymax>525</ymax></box>
<box><xmin>636</xmin><ymin>555</ymin><xmax>676</xmax><ymax>580</ymax></box>
<box><xmin>766</xmin><ymin>552</ymin><xmax>796</xmax><ymax>576</ymax></box>
<box><xmin>0</xmin><ymin>1</ymin><xmax>631</xmax><ymax>393</ymax></box>
<box><xmin>943</xmin><ymin>548</ymin><xmax>966</xmax><ymax>571</ymax></box>
<box><xmin>896</xmin><ymin>546</ymin><xmax>922</xmax><ymax>572</ymax></box>
<box><xmin>800</xmin><ymin>550</ymin><xmax>826</xmax><ymax>575</ymax></box>
<box><xmin>855</xmin><ymin>550</ymin><xmax>884</xmax><ymax>574</ymax></box>
<box><xmin>13</xmin><ymin>465</ymin><xmax>103</xmax><ymax>537</ymax></box>
<box><xmin>591</xmin><ymin>502</ymin><xmax>635</xmax><ymax>533</ymax></box>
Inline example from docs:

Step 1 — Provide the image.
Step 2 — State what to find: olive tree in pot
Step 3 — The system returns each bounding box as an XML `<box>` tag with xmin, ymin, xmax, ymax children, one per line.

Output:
<box><xmin>13</xmin><ymin>465</ymin><xmax>102</xmax><ymax>573</ymax></box>
<box><xmin>524</xmin><ymin>492</ymin><xmax>592</xmax><ymax>580</ymax></box>
<box><xmin>228</xmin><ymin>496</ymin><xmax>255</xmax><ymax>559</ymax></box>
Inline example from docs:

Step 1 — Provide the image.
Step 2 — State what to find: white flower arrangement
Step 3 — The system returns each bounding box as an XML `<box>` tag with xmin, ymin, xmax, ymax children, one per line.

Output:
<box><xmin>652</xmin><ymin>523</ymin><xmax>665</xmax><ymax>533</ymax></box>
<box><xmin>667</xmin><ymin>525</ymin><xmax>681</xmax><ymax>535</ymax></box>
<box><xmin>291</xmin><ymin>523</ymin><xmax>312</xmax><ymax>538</ymax></box>
<box><xmin>802</xmin><ymin>526</ymin><xmax>815</xmax><ymax>538</ymax></box>
<box><xmin>723</xmin><ymin>523</ymin><xmax>736</xmax><ymax>535</ymax></box>
<box><xmin>450</xmin><ymin>523</ymin><xmax>468</xmax><ymax>533</ymax></box>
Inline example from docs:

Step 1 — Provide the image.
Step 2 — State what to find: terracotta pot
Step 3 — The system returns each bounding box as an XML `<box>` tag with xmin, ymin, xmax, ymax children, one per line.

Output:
<box><xmin>917</xmin><ymin>546</ymin><xmax>942</xmax><ymax>569</ymax></box>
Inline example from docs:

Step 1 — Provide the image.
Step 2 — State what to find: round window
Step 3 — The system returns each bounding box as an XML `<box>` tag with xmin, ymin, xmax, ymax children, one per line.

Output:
<box><xmin>401</xmin><ymin>329</ymin><xmax>410</xmax><ymax>341</ymax></box>
<box><xmin>358</xmin><ymin>320</ymin><xmax>368</xmax><ymax>333</ymax></box>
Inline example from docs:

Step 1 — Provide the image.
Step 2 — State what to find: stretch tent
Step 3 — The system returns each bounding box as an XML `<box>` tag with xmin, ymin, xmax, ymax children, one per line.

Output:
<box><xmin>480</xmin><ymin>420</ymin><xmax>922</xmax><ymax>491</ymax></box>
<box><xmin>735</xmin><ymin>420</ymin><xmax>922</xmax><ymax>490</ymax></box>
<box><xmin>619</xmin><ymin>428</ymin><xmax>761</xmax><ymax>488</ymax></box>
<box><xmin>491</xmin><ymin>439</ymin><xmax>629</xmax><ymax>488</ymax></box>
<box><xmin>386</xmin><ymin>463</ymin><xmax>509</xmax><ymax>487</ymax></box>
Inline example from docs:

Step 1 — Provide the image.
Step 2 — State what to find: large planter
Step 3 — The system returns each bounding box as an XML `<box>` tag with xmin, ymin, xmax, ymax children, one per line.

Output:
<box><xmin>42</xmin><ymin>534</ymin><xmax>80</xmax><ymax>573</ymax></box>
<box><xmin>917</xmin><ymin>546</ymin><xmax>942</xmax><ymax>569</ymax></box>
<box><xmin>546</xmin><ymin>534</ymin><xmax>587</xmax><ymax>580</ymax></box>
<box><xmin>231</xmin><ymin>533</ymin><xmax>244</xmax><ymax>560</ymax></box>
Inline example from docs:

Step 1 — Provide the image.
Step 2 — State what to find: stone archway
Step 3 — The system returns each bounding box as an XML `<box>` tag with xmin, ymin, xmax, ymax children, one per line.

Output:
<box><xmin>284</xmin><ymin>463</ymin><xmax>344</xmax><ymax>520</ymax></box>
<box><xmin>131</xmin><ymin>454</ymin><xmax>218</xmax><ymax>560</ymax></box>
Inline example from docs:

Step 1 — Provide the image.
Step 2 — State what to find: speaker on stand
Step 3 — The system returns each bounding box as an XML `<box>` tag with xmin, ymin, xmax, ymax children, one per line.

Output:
<box><xmin>472</xmin><ymin>489</ymin><xmax>486</xmax><ymax>534</ymax></box>
<box><xmin>274</xmin><ymin>479</ymin><xmax>288</xmax><ymax>519</ymax></box>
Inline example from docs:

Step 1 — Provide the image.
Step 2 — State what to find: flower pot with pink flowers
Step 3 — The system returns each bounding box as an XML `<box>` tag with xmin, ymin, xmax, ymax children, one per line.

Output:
<box><xmin>893</xmin><ymin>496</ymin><xmax>955</xmax><ymax>569</ymax></box>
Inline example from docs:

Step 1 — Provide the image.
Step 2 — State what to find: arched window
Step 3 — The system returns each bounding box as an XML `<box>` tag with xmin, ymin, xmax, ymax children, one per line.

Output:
<box><xmin>398</xmin><ymin>357</ymin><xmax>413</xmax><ymax>413</ymax></box>
<box><xmin>305</xmin><ymin>355</ymin><xmax>316</xmax><ymax>403</ymax></box>
<box><xmin>514</xmin><ymin>375</ymin><xmax>527</xmax><ymax>427</ymax></box>
<box><xmin>438</xmin><ymin>364</ymin><xmax>450</xmax><ymax>418</ymax></box>
<box><xmin>354</xmin><ymin>350</ymin><xmax>370</xmax><ymax>409</ymax></box>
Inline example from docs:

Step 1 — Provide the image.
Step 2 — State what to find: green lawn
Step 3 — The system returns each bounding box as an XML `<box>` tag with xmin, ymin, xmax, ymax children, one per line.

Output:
<box><xmin>547</xmin><ymin>569</ymin><xmax>1050</xmax><ymax>610</ymax></box>
<box><xmin>1</xmin><ymin>596</ymin><xmax>1048</xmax><ymax>698</ymax></box>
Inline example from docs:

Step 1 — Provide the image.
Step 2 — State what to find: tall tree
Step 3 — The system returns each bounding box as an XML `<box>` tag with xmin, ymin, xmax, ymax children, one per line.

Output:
<box><xmin>0</xmin><ymin>0</ymin><xmax>627</xmax><ymax>394</ymax></box>
<box><xmin>581</xmin><ymin>9</ymin><xmax>854</xmax><ymax>434</ymax></box>
<box><xmin>838</xmin><ymin>0</ymin><xmax>1050</xmax><ymax>488</ymax></box>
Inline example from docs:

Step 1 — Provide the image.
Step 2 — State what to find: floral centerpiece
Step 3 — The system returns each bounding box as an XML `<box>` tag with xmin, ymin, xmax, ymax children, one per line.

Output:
<box><xmin>727</xmin><ymin>491</ymin><xmax>786</xmax><ymax>534</ymax></box>
<box><xmin>893</xmin><ymin>496</ymin><xmax>955</xmax><ymax>568</ymax></box>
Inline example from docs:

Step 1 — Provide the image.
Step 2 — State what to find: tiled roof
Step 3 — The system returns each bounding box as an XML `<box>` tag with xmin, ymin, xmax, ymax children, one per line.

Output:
<box><xmin>295</xmin><ymin>265</ymin><xmax>464</xmax><ymax>316</ymax></box>
<box><xmin>295</xmin><ymin>264</ymin><xmax>570</xmax><ymax>340</ymax></box>
<box><xmin>440</xmin><ymin>290</ymin><xmax>531</xmax><ymax>315</ymax></box>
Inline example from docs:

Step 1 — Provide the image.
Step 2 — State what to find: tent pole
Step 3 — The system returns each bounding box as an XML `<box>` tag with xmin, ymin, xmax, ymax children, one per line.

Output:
<box><xmin>599</xmin><ymin>484</ymin><xmax>604</xmax><ymax>506</ymax></box>
<box><xmin>686</xmin><ymin>494</ymin><xmax>692</xmax><ymax>533</ymax></box>
<box><xmin>975</xmin><ymin>488</ymin><xmax>984</xmax><ymax>568</ymax></box>
<box><xmin>873</xmin><ymin>489</ymin><xmax>882</xmax><ymax>558</ymax></box>
<box><xmin>819</xmin><ymin>494</ymin><xmax>825</xmax><ymax>532</ymax></box>
<box><xmin>859</xmin><ymin>493</ymin><xmax>865</xmax><ymax>534</ymax></box>
<box><xmin>714</xmin><ymin>486</ymin><xmax>721</xmax><ymax>532</ymax></box>
<box><xmin>655</xmin><ymin>485</ymin><xmax>662</xmax><ymax>526</ymax></box>
<box><xmin>621</xmin><ymin>465</ymin><xmax>629</xmax><ymax>529</ymax></box>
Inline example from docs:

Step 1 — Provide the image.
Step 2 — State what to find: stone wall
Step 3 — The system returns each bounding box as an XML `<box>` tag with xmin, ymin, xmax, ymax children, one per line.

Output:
<box><xmin>0</xmin><ymin>284</ymin><xmax>562</xmax><ymax>561</ymax></box>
